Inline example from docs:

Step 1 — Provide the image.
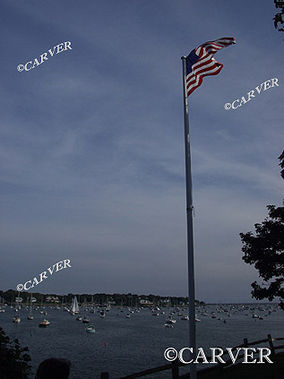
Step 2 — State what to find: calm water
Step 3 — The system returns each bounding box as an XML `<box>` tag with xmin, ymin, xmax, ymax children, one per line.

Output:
<box><xmin>0</xmin><ymin>304</ymin><xmax>283</xmax><ymax>378</ymax></box>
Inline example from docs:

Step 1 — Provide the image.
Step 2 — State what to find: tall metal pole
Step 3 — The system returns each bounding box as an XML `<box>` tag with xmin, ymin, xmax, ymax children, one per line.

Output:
<box><xmin>181</xmin><ymin>56</ymin><xmax>197</xmax><ymax>379</ymax></box>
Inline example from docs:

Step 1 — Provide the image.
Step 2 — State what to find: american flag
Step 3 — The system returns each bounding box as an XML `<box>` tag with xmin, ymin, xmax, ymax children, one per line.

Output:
<box><xmin>185</xmin><ymin>37</ymin><xmax>236</xmax><ymax>96</ymax></box>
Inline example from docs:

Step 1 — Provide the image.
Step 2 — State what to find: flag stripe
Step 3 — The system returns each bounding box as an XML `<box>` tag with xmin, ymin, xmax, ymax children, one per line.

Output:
<box><xmin>187</xmin><ymin>64</ymin><xmax>222</xmax><ymax>89</ymax></box>
<box><xmin>185</xmin><ymin>37</ymin><xmax>236</xmax><ymax>96</ymax></box>
<box><xmin>187</xmin><ymin>61</ymin><xmax>220</xmax><ymax>88</ymax></box>
<box><xmin>187</xmin><ymin>65</ymin><xmax>223</xmax><ymax>95</ymax></box>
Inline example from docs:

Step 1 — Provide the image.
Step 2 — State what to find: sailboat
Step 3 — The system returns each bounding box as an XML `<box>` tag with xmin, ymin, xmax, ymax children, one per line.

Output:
<box><xmin>105</xmin><ymin>304</ymin><xmax>111</xmax><ymax>312</ymax></box>
<box><xmin>70</xmin><ymin>296</ymin><xmax>79</xmax><ymax>315</ymax></box>
<box><xmin>15</xmin><ymin>293</ymin><xmax>23</xmax><ymax>311</ymax></box>
<box><xmin>27</xmin><ymin>294</ymin><xmax>34</xmax><ymax>320</ymax></box>
<box><xmin>13</xmin><ymin>293</ymin><xmax>22</xmax><ymax>322</ymax></box>
<box><xmin>0</xmin><ymin>296</ymin><xmax>5</xmax><ymax>313</ymax></box>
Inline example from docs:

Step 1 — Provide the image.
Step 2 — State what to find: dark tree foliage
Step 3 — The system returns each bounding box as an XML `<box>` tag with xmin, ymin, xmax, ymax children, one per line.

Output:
<box><xmin>240</xmin><ymin>152</ymin><xmax>284</xmax><ymax>309</ymax></box>
<box><xmin>1</xmin><ymin>289</ymin><xmax>197</xmax><ymax>307</ymax></box>
<box><xmin>0</xmin><ymin>327</ymin><xmax>32</xmax><ymax>379</ymax></box>
<box><xmin>273</xmin><ymin>0</ymin><xmax>284</xmax><ymax>32</ymax></box>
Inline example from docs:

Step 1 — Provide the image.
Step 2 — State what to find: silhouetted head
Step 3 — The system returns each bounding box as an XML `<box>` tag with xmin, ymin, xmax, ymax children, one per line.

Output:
<box><xmin>35</xmin><ymin>358</ymin><xmax>71</xmax><ymax>379</ymax></box>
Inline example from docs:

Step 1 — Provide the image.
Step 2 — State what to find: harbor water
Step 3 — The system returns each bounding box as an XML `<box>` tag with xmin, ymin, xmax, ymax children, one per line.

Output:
<box><xmin>0</xmin><ymin>304</ymin><xmax>283</xmax><ymax>378</ymax></box>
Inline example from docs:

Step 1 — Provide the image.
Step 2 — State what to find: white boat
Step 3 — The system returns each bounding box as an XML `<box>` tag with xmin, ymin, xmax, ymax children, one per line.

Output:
<box><xmin>167</xmin><ymin>316</ymin><xmax>176</xmax><ymax>324</ymax></box>
<box><xmin>86</xmin><ymin>325</ymin><xmax>96</xmax><ymax>333</ymax></box>
<box><xmin>70</xmin><ymin>296</ymin><xmax>79</xmax><ymax>315</ymax></box>
<box><xmin>39</xmin><ymin>319</ymin><xmax>50</xmax><ymax>327</ymax></box>
<box><xmin>27</xmin><ymin>294</ymin><xmax>36</xmax><ymax>320</ymax></box>
<box><xmin>164</xmin><ymin>320</ymin><xmax>174</xmax><ymax>328</ymax></box>
<box><xmin>13</xmin><ymin>316</ymin><xmax>21</xmax><ymax>323</ymax></box>
<box><xmin>82</xmin><ymin>317</ymin><xmax>90</xmax><ymax>323</ymax></box>
<box><xmin>100</xmin><ymin>310</ymin><xmax>106</xmax><ymax>318</ymax></box>
<box><xmin>106</xmin><ymin>304</ymin><xmax>111</xmax><ymax>312</ymax></box>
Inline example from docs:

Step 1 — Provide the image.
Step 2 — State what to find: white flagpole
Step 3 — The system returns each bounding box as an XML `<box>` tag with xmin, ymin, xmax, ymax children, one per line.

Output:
<box><xmin>181</xmin><ymin>56</ymin><xmax>197</xmax><ymax>379</ymax></box>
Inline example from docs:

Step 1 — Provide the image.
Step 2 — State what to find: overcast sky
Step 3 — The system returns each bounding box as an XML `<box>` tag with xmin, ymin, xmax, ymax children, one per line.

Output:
<box><xmin>0</xmin><ymin>0</ymin><xmax>283</xmax><ymax>303</ymax></box>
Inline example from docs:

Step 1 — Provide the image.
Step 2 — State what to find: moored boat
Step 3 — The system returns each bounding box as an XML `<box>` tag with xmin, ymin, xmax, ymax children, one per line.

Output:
<box><xmin>70</xmin><ymin>296</ymin><xmax>80</xmax><ymax>315</ymax></box>
<box><xmin>167</xmin><ymin>316</ymin><xmax>176</xmax><ymax>324</ymax></box>
<box><xmin>27</xmin><ymin>294</ymin><xmax>34</xmax><ymax>320</ymax></box>
<box><xmin>13</xmin><ymin>316</ymin><xmax>21</xmax><ymax>323</ymax></box>
<box><xmin>86</xmin><ymin>325</ymin><xmax>96</xmax><ymax>333</ymax></box>
<box><xmin>39</xmin><ymin>319</ymin><xmax>50</xmax><ymax>327</ymax></box>
<box><xmin>100</xmin><ymin>310</ymin><xmax>106</xmax><ymax>318</ymax></box>
<box><xmin>164</xmin><ymin>320</ymin><xmax>174</xmax><ymax>328</ymax></box>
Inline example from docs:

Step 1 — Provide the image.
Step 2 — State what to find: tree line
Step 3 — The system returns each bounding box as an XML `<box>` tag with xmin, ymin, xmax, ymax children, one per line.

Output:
<box><xmin>0</xmin><ymin>290</ymin><xmax>204</xmax><ymax>307</ymax></box>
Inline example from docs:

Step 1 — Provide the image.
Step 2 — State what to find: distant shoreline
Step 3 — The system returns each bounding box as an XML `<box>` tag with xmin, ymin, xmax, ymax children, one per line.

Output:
<box><xmin>0</xmin><ymin>289</ymin><xmax>278</xmax><ymax>307</ymax></box>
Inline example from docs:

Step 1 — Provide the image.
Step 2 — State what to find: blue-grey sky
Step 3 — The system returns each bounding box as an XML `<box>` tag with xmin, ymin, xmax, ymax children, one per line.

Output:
<box><xmin>0</xmin><ymin>0</ymin><xmax>283</xmax><ymax>302</ymax></box>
